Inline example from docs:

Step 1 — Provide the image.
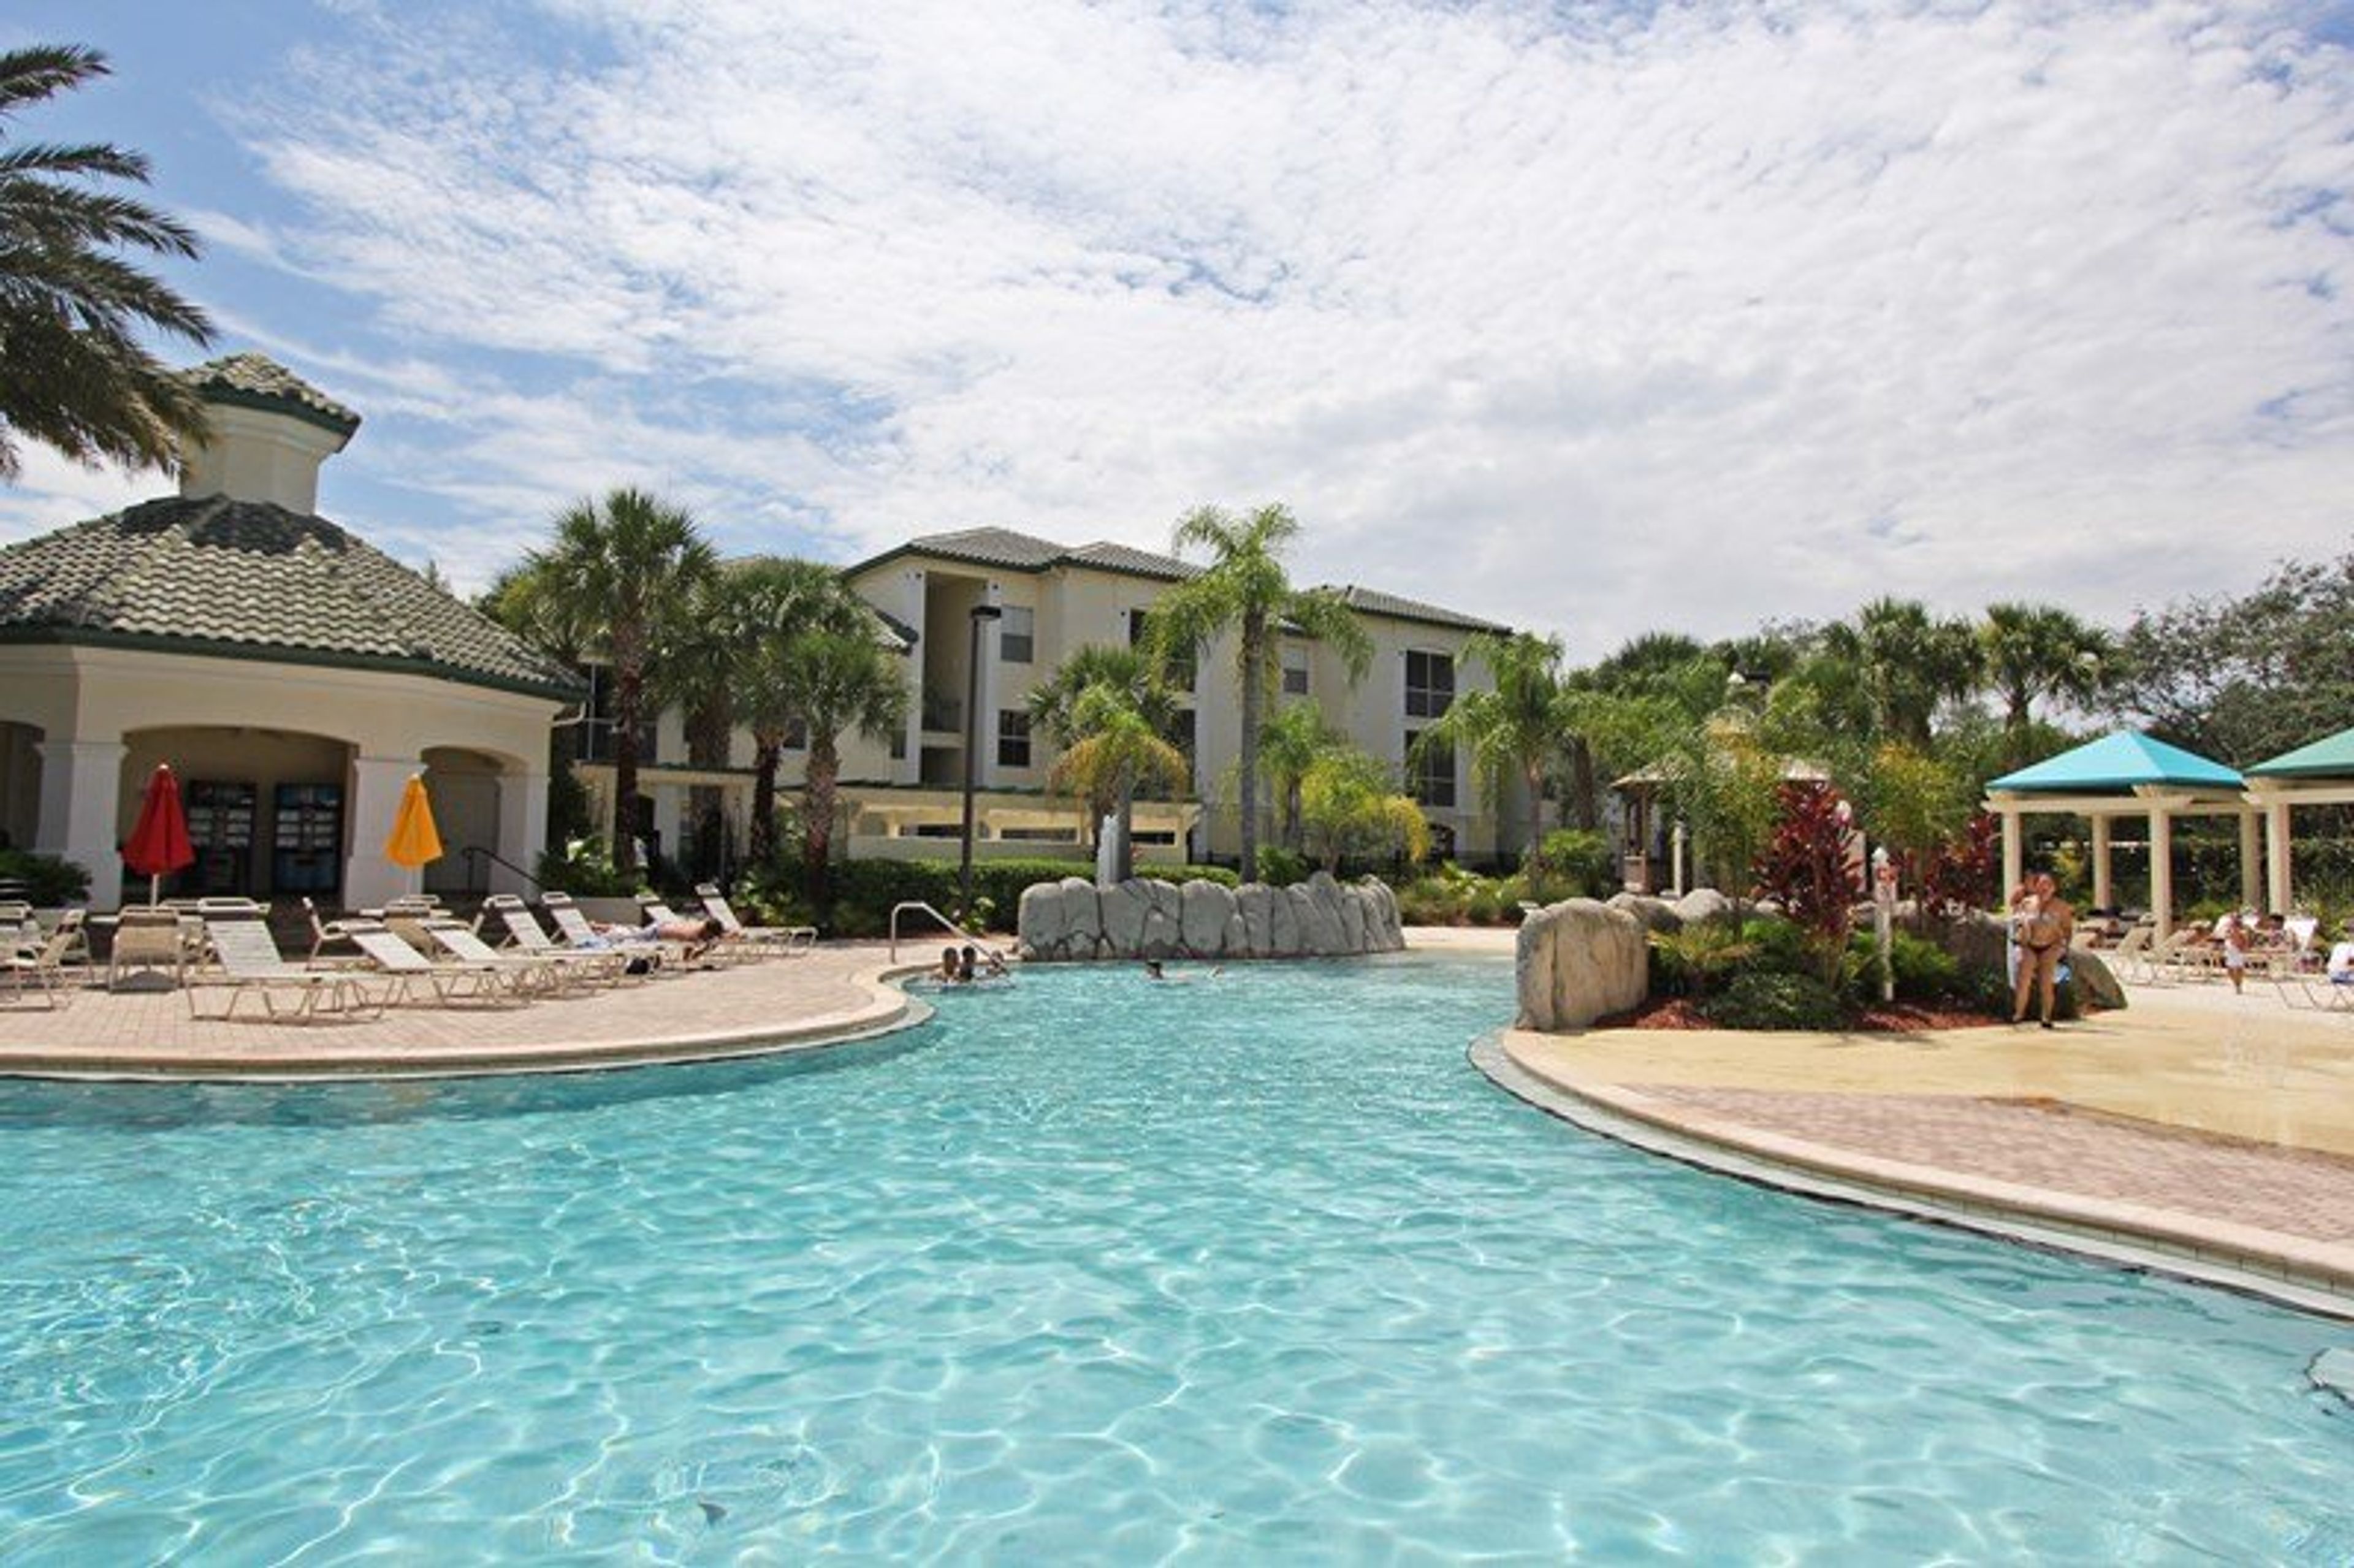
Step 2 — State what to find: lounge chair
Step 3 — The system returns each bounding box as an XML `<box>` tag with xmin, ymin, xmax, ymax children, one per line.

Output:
<box><xmin>194</xmin><ymin>916</ymin><xmax>379</xmax><ymax>1022</ymax></box>
<box><xmin>544</xmin><ymin>892</ymin><xmax>690</xmax><ymax>972</ymax></box>
<box><xmin>696</xmin><ymin>883</ymin><xmax>817</xmax><ymax>955</ymax></box>
<box><xmin>2</xmin><ymin>911</ymin><xmax>83</xmax><ymax>1010</ymax></box>
<box><xmin>482</xmin><ymin>895</ymin><xmax>637</xmax><ymax>986</ymax></box>
<box><xmin>420</xmin><ymin>918</ymin><xmax>575</xmax><ymax>996</ymax></box>
<box><xmin>109</xmin><ymin>906</ymin><xmax>191</xmax><ymax>990</ymax></box>
<box><xmin>303</xmin><ymin>896</ymin><xmax>368</xmax><ymax>964</ymax></box>
<box><xmin>347</xmin><ymin>924</ymin><xmax>524</xmax><ymax>1007</ymax></box>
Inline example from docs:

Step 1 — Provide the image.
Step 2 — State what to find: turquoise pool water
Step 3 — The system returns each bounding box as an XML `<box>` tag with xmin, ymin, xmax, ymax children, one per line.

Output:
<box><xmin>1</xmin><ymin>955</ymin><xmax>2349</xmax><ymax>1562</ymax></box>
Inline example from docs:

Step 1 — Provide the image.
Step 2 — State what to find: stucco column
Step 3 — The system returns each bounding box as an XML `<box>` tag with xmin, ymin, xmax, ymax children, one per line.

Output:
<box><xmin>2237</xmin><ymin>810</ymin><xmax>2262</xmax><ymax>912</ymax></box>
<box><xmin>2148</xmin><ymin>806</ymin><xmax>2174</xmax><ymax>939</ymax></box>
<box><xmin>651</xmin><ymin>783</ymin><xmax>682</xmax><ymax>869</ymax></box>
<box><xmin>2089</xmin><ymin>815</ymin><xmax>2113</xmax><ymax>910</ymax></box>
<box><xmin>346</xmin><ymin>754</ymin><xmax>421</xmax><ymax>910</ymax></box>
<box><xmin>2264</xmin><ymin>797</ymin><xmax>2293</xmax><ymax>915</ymax></box>
<box><xmin>35</xmin><ymin>737</ymin><xmax>127</xmax><ymax>908</ymax></box>
<box><xmin>897</xmin><ymin>569</ymin><xmax>926</xmax><ymax>786</ymax></box>
<box><xmin>493</xmin><ymin>770</ymin><xmax>548</xmax><ymax>897</ymax></box>
<box><xmin>1998</xmin><ymin>806</ymin><xmax>2022</xmax><ymax>901</ymax></box>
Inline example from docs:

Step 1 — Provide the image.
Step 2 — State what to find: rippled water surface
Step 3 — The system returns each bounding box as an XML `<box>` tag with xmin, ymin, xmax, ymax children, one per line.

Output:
<box><xmin>2</xmin><ymin>954</ymin><xmax>2351</xmax><ymax>1562</ymax></box>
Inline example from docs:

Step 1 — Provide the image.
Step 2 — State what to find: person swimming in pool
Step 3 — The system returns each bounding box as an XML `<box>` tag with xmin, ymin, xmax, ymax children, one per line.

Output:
<box><xmin>938</xmin><ymin>946</ymin><xmax>962</xmax><ymax>984</ymax></box>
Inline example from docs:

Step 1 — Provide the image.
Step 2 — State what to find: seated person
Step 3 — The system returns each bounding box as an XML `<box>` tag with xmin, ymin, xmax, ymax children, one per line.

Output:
<box><xmin>937</xmin><ymin>945</ymin><xmax>962</xmax><ymax>984</ymax></box>
<box><xmin>2328</xmin><ymin>935</ymin><xmax>2354</xmax><ymax>984</ymax></box>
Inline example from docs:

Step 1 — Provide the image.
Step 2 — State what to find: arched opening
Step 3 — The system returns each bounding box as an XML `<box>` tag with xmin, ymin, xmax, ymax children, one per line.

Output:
<box><xmin>121</xmin><ymin>726</ymin><xmax>356</xmax><ymax>898</ymax></box>
<box><xmin>0</xmin><ymin>718</ymin><xmax>43</xmax><ymax>852</ymax></box>
<box><xmin>421</xmin><ymin>746</ymin><xmax>507</xmax><ymax>896</ymax></box>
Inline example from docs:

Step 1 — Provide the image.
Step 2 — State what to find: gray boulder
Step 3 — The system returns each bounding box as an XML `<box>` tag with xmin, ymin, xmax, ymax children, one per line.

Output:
<box><xmin>1516</xmin><ymin>898</ymin><xmax>1648</xmax><ymax>1032</ymax></box>
<box><xmin>1607</xmin><ymin>892</ymin><xmax>1683</xmax><ymax>934</ymax></box>
<box><xmin>1236</xmin><ymin>884</ymin><xmax>1274</xmax><ymax>957</ymax></box>
<box><xmin>1102</xmin><ymin>879</ymin><xmax>1150</xmax><ymax>954</ymax></box>
<box><xmin>1179</xmin><ymin>879</ymin><xmax>1232</xmax><ymax>957</ymax></box>
<box><xmin>1017</xmin><ymin>880</ymin><xmax>1066</xmax><ymax>961</ymax></box>
<box><xmin>1058</xmin><ymin>877</ymin><xmax>1102</xmax><ymax>958</ymax></box>
<box><xmin>1270</xmin><ymin>885</ymin><xmax>1301</xmax><ymax>953</ymax></box>
<box><xmin>1139</xmin><ymin>880</ymin><xmax>1184</xmax><ymax>959</ymax></box>
<box><xmin>1672</xmin><ymin>887</ymin><xmax>1736</xmax><ymax>927</ymax></box>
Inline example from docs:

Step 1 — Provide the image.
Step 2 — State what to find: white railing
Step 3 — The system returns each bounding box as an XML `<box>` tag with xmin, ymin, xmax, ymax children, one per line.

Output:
<box><xmin>888</xmin><ymin>900</ymin><xmax>1011</xmax><ymax>964</ymax></box>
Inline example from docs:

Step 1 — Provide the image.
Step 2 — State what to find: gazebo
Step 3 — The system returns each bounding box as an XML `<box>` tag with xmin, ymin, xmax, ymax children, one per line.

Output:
<box><xmin>2244</xmin><ymin>725</ymin><xmax>2354</xmax><ymax>915</ymax></box>
<box><xmin>1983</xmin><ymin>731</ymin><xmax>2250</xmax><ymax>937</ymax></box>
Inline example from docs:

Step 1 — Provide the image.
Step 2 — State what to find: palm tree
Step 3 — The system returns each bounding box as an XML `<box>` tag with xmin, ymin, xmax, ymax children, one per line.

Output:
<box><xmin>726</xmin><ymin>558</ymin><xmax>864</xmax><ymax>867</ymax></box>
<box><xmin>1257</xmin><ymin>700</ymin><xmax>1344</xmax><ymax>853</ymax></box>
<box><xmin>1820</xmin><ymin>596</ymin><xmax>1980</xmax><ymax>749</ymax></box>
<box><xmin>772</xmin><ymin>623</ymin><xmax>908</xmax><ymax>899</ymax></box>
<box><xmin>1149</xmin><ymin>503</ymin><xmax>1371</xmax><ymax>877</ymax></box>
<box><xmin>0</xmin><ymin>44</ymin><xmax>213</xmax><ymax>476</ymax></box>
<box><xmin>1026</xmin><ymin>644</ymin><xmax>1180</xmax><ymax>879</ymax></box>
<box><xmin>651</xmin><ymin>571</ymin><xmax>754</xmax><ymax>878</ymax></box>
<box><xmin>522</xmin><ymin>488</ymin><xmax>717</xmax><ymax>874</ymax></box>
<box><xmin>1980</xmin><ymin>602</ymin><xmax>2114</xmax><ymax>769</ymax></box>
<box><xmin>1408</xmin><ymin>630</ymin><xmax>1572</xmax><ymax>859</ymax></box>
<box><xmin>1046</xmin><ymin>686</ymin><xmax>1190</xmax><ymax>873</ymax></box>
<box><xmin>1298</xmin><ymin>745</ymin><xmax>1431</xmax><ymax>873</ymax></box>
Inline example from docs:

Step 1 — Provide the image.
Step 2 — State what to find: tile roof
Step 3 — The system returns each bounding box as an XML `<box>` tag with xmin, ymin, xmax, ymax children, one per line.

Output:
<box><xmin>853</xmin><ymin>527</ymin><xmax>1198</xmax><ymax>583</ymax></box>
<box><xmin>0</xmin><ymin>497</ymin><xmax>578</xmax><ymax>698</ymax></box>
<box><xmin>1061</xmin><ymin>541</ymin><xmax>1197</xmax><ymax>580</ymax></box>
<box><xmin>1322</xmin><ymin>584</ymin><xmax>1510</xmax><ymax>634</ymax></box>
<box><xmin>185</xmin><ymin>353</ymin><xmax>361</xmax><ymax>436</ymax></box>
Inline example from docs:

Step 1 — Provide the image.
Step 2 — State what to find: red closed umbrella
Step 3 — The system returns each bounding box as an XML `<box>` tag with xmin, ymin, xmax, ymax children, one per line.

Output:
<box><xmin>123</xmin><ymin>764</ymin><xmax>195</xmax><ymax>906</ymax></box>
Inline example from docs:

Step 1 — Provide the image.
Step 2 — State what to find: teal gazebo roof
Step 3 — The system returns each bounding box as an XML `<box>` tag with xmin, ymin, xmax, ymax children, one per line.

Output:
<box><xmin>2247</xmin><ymin>726</ymin><xmax>2354</xmax><ymax>780</ymax></box>
<box><xmin>1986</xmin><ymin>730</ymin><xmax>2245</xmax><ymax>795</ymax></box>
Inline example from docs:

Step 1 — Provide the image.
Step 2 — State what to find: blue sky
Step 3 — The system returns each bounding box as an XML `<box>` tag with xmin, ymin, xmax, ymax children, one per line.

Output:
<box><xmin>6</xmin><ymin>0</ymin><xmax>2352</xmax><ymax>659</ymax></box>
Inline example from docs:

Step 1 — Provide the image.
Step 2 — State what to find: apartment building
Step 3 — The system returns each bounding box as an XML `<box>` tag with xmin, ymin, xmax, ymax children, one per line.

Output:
<box><xmin>581</xmin><ymin>527</ymin><xmax>1520</xmax><ymax>873</ymax></box>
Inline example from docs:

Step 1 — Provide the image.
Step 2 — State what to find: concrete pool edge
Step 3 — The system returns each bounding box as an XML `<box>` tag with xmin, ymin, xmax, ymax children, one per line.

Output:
<box><xmin>1472</xmin><ymin>1033</ymin><xmax>2354</xmax><ymax>1322</ymax></box>
<box><xmin>0</xmin><ymin>960</ymin><xmax>937</xmax><ymax>1083</ymax></box>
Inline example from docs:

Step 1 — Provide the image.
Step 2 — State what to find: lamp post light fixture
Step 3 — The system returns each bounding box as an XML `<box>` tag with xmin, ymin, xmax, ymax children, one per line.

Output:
<box><xmin>959</xmin><ymin>602</ymin><xmax>1004</xmax><ymax>924</ymax></box>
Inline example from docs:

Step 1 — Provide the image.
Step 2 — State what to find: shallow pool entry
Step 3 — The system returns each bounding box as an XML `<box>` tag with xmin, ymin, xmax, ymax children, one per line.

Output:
<box><xmin>2</xmin><ymin>956</ymin><xmax>2348</xmax><ymax>1560</ymax></box>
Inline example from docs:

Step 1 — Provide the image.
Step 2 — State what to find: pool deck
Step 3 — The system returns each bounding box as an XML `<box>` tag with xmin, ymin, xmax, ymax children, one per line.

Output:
<box><xmin>5</xmin><ymin>924</ymin><xmax>2352</xmax><ymax>1312</ymax></box>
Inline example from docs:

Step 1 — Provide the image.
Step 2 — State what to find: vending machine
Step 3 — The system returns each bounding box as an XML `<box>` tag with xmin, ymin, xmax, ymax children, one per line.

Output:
<box><xmin>271</xmin><ymin>782</ymin><xmax>344</xmax><ymax>895</ymax></box>
<box><xmin>185</xmin><ymin>780</ymin><xmax>257</xmax><ymax>896</ymax></box>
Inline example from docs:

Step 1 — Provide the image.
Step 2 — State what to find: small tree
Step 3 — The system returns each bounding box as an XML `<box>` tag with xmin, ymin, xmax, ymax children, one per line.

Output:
<box><xmin>1299</xmin><ymin>747</ymin><xmax>1431</xmax><ymax>873</ymax></box>
<box><xmin>1751</xmin><ymin>780</ymin><xmax>1863</xmax><ymax>987</ymax></box>
<box><xmin>1918</xmin><ymin>811</ymin><xmax>2001</xmax><ymax>921</ymax></box>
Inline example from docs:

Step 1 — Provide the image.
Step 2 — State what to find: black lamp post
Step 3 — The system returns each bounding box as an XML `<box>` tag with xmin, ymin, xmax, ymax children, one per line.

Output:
<box><xmin>959</xmin><ymin>602</ymin><xmax>1003</xmax><ymax>923</ymax></box>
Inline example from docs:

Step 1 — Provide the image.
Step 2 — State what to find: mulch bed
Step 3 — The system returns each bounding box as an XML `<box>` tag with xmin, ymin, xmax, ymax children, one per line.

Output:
<box><xmin>1596</xmin><ymin>996</ymin><xmax>2009</xmax><ymax>1032</ymax></box>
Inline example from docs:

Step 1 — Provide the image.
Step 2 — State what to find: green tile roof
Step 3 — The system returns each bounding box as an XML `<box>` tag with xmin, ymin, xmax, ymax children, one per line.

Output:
<box><xmin>0</xmin><ymin>497</ymin><xmax>578</xmax><ymax>698</ymax></box>
<box><xmin>2247</xmin><ymin>726</ymin><xmax>2354</xmax><ymax>779</ymax></box>
<box><xmin>1986</xmin><ymin>730</ymin><xmax>2244</xmax><ymax>794</ymax></box>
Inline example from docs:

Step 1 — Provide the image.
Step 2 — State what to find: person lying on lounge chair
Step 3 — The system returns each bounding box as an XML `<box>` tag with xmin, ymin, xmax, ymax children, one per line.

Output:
<box><xmin>580</xmin><ymin>915</ymin><xmax>723</xmax><ymax>962</ymax></box>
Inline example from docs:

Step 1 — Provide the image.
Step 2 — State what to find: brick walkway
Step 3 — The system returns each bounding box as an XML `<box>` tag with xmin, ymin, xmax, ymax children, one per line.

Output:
<box><xmin>0</xmin><ymin>940</ymin><xmax>917</xmax><ymax>1076</ymax></box>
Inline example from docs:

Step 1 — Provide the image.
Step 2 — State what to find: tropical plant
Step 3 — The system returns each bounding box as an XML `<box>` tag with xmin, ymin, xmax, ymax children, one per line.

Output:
<box><xmin>1298</xmin><ymin>746</ymin><xmax>1430</xmax><ymax>872</ymax></box>
<box><xmin>1750</xmin><ymin>779</ymin><xmax>1863</xmax><ymax>986</ymax></box>
<box><xmin>1705</xmin><ymin>969</ymin><xmax>1849</xmax><ymax>1031</ymax></box>
<box><xmin>1257</xmin><ymin>699</ymin><xmax>1344</xmax><ymax>853</ymax></box>
<box><xmin>1918</xmin><ymin>811</ymin><xmax>2001</xmax><ymax>920</ymax></box>
<box><xmin>772</xmin><ymin>620</ymin><xmax>910</xmax><ymax>900</ymax></box>
<box><xmin>518</xmin><ymin>488</ymin><xmax>718</xmax><ymax>873</ymax></box>
<box><xmin>651</xmin><ymin>568</ymin><xmax>756</xmax><ymax>878</ymax></box>
<box><xmin>1818</xmin><ymin>597</ymin><xmax>1980</xmax><ymax>749</ymax></box>
<box><xmin>0</xmin><ymin>44</ymin><xmax>213</xmax><ymax>477</ymax></box>
<box><xmin>1026</xmin><ymin>643</ymin><xmax>1182</xmax><ymax>879</ymax></box>
<box><xmin>1150</xmin><ymin>503</ymin><xmax>1371</xmax><ymax>874</ymax></box>
<box><xmin>1648</xmin><ymin>921</ymin><xmax>1755</xmax><ymax>1000</ymax></box>
<box><xmin>1409</xmin><ymin>630</ymin><xmax>1573</xmax><ymax>858</ymax></box>
<box><xmin>1980</xmin><ymin>602</ymin><xmax>2114</xmax><ymax>769</ymax></box>
<box><xmin>725</xmin><ymin>558</ymin><xmax>867</xmax><ymax>867</ymax></box>
<box><xmin>1046</xmin><ymin>685</ymin><xmax>1191</xmax><ymax>875</ymax></box>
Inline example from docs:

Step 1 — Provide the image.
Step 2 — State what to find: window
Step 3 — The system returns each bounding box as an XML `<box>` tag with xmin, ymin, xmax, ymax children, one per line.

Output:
<box><xmin>999</xmin><ymin>604</ymin><xmax>1034</xmax><ymax>664</ymax></box>
<box><xmin>1130</xmin><ymin>609</ymin><xmax>1195</xmax><ymax>690</ymax></box>
<box><xmin>579</xmin><ymin>664</ymin><xmax>659</xmax><ymax>764</ymax></box>
<box><xmin>1405</xmin><ymin>650</ymin><xmax>1454</xmax><ymax>719</ymax></box>
<box><xmin>997</xmin><ymin>709</ymin><xmax>1032</xmax><ymax>769</ymax></box>
<box><xmin>1281</xmin><ymin>644</ymin><xmax>1310</xmax><ymax>696</ymax></box>
<box><xmin>1406</xmin><ymin>731</ymin><xmax>1457</xmax><ymax>808</ymax></box>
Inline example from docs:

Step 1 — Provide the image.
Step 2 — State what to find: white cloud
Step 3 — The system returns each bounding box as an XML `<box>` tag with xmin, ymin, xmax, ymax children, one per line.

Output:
<box><xmin>189</xmin><ymin>0</ymin><xmax>2353</xmax><ymax>652</ymax></box>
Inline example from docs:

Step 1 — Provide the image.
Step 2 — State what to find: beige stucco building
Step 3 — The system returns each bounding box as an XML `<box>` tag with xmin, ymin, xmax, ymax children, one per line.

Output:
<box><xmin>0</xmin><ymin>356</ymin><xmax>577</xmax><ymax>910</ymax></box>
<box><xmin>593</xmin><ymin>527</ymin><xmax>1522</xmax><ymax>872</ymax></box>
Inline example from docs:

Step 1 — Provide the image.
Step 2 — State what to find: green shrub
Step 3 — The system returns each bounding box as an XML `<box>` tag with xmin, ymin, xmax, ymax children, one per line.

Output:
<box><xmin>534</xmin><ymin>839</ymin><xmax>643</xmax><ymax>898</ymax></box>
<box><xmin>1465</xmin><ymin>883</ymin><xmax>1505</xmax><ymax>925</ymax></box>
<box><xmin>1256</xmin><ymin>846</ymin><xmax>1312</xmax><ymax>888</ymax></box>
<box><xmin>1704</xmin><ymin>970</ymin><xmax>1851</xmax><ymax>1031</ymax></box>
<box><xmin>789</xmin><ymin>856</ymin><xmax>1239</xmax><ymax>937</ymax></box>
<box><xmin>1526</xmin><ymin>828</ymin><xmax>1614</xmax><ymax>897</ymax></box>
<box><xmin>1886</xmin><ymin>931</ymin><xmax>1961</xmax><ymax>1002</ymax></box>
<box><xmin>1648</xmin><ymin>923</ymin><xmax>1756</xmax><ymax>999</ymax></box>
<box><xmin>0</xmin><ymin>848</ymin><xmax>90</xmax><ymax>906</ymax></box>
<box><xmin>1739</xmin><ymin>916</ymin><xmax>1813</xmax><ymax>977</ymax></box>
<box><xmin>1395</xmin><ymin>874</ymin><xmax>1470</xmax><ymax>926</ymax></box>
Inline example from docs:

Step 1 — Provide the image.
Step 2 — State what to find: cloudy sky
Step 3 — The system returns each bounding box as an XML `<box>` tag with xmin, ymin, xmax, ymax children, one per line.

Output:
<box><xmin>7</xmin><ymin>0</ymin><xmax>2351</xmax><ymax>660</ymax></box>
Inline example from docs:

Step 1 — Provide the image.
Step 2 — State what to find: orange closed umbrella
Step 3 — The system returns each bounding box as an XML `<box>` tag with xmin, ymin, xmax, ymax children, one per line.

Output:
<box><xmin>384</xmin><ymin>774</ymin><xmax>444</xmax><ymax>870</ymax></box>
<box><xmin>123</xmin><ymin>764</ymin><xmax>195</xmax><ymax>906</ymax></box>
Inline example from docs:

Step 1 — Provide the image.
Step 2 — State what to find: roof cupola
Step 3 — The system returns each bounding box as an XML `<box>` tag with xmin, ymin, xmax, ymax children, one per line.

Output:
<box><xmin>176</xmin><ymin>353</ymin><xmax>361</xmax><ymax>515</ymax></box>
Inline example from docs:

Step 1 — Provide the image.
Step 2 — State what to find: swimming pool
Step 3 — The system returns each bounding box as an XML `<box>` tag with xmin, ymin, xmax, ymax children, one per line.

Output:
<box><xmin>2</xmin><ymin>955</ymin><xmax>2348</xmax><ymax>1561</ymax></box>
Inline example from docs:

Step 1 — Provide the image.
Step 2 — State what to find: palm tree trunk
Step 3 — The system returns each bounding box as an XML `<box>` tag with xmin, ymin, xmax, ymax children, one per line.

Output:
<box><xmin>1238</xmin><ymin>611</ymin><xmax>1263</xmax><ymax>877</ymax></box>
<box><xmin>1525</xmin><ymin>758</ymin><xmax>1545</xmax><ymax>861</ymax></box>
<box><xmin>803</xmin><ymin>736</ymin><xmax>839</xmax><ymax>905</ymax></box>
<box><xmin>1114</xmin><ymin>776</ymin><xmax>1137</xmax><ymax>882</ymax></box>
<box><xmin>1567</xmin><ymin>736</ymin><xmax>1599</xmax><ymax>831</ymax></box>
<box><xmin>612</xmin><ymin>658</ymin><xmax>644</xmax><ymax>875</ymax></box>
<box><xmin>748</xmin><ymin>733</ymin><xmax>781</xmax><ymax>867</ymax></box>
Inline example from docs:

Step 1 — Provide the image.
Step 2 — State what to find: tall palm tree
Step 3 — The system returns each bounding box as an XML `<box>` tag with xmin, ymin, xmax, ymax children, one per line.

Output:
<box><xmin>0</xmin><ymin>44</ymin><xmax>213</xmax><ymax>476</ymax></box>
<box><xmin>1408</xmin><ymin>631</ymin><xmax>1572</xmax><ymax>859</ymax></box>
<box><xmin>1819</xmin><ymin>596</ymin><xmax>1980</xmax><ymax>749</ymax></box>
<box><xmin>772</xmin><ymin>622</ymin><xmax>908</xmax><ymax>899</ymax></box>
<box><xmin>1026</xmin><ymin>644</ymin><xmax>1179</xmax><ymax>879</ymax></box>
<box><xmin>726</xmin><ymin>558</ymin><xmax>864</xmax><ymax>867</ymax></box>
<box><xmin>522</xmin><ymin>488</ymin><xmax>717</xmax><ymax>874</ymax></box>
<box><xmin>1980</xmin><ymin>602</ymin><xmax>2114</xmax><ymax>769</ymax></box>
<box><xmin>650</xmin><ymin>571</ymin><xmax>754</xmax><ymax>878</ymax></box>
<box><xmin>1149</xmin><ymin>503</ymin><xmax>1371</xmax><ymax>877</ymax></box>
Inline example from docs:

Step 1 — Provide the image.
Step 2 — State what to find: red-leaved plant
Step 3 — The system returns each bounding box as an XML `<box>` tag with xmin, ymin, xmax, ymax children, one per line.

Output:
<box><xmin>1917</xmin><ymin>811</ymin><xmax>2000</xmax><ymax>921</ymax></box>
<box><xmin>1751</xmin><ymin>780</ymin><xmax>1864</xmax><ymax>986</ymax></box>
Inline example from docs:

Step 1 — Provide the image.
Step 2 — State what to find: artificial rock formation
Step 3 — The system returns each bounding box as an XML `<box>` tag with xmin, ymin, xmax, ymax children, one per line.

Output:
<box><xmin>1515</xmin><ymin>897</ymin><xmax>1648</xmax><ymax>1032</ymax></box>
<box><xmin>1017</xmin><ymin>872</ymin><xmax>1406</xmax><ymax>962</ymax></box>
